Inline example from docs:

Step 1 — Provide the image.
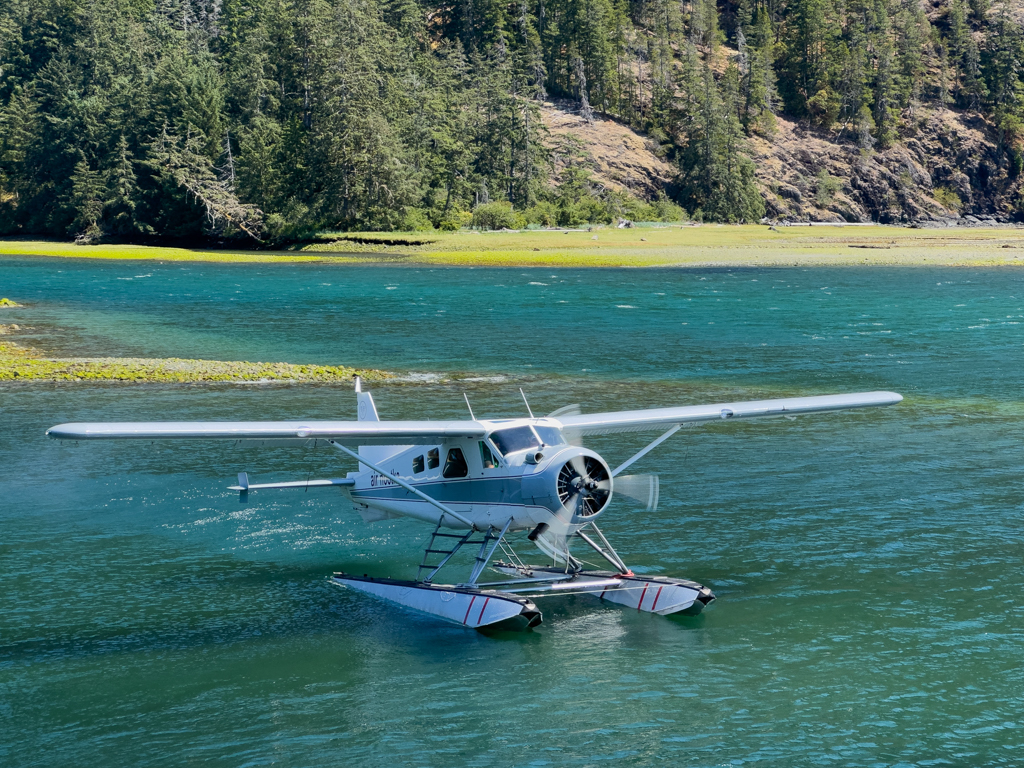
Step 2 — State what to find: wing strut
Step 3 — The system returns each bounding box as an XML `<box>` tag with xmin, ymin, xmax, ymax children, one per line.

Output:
<box><xmin>576</xmin><ymin>523</ymin><xmax>631</xmax><ymax>574</ymax></box>
<box><xmin>611</xmin><ymin>424</ymin><xmax>682</xmax><ymax>477</ymax></box>
<box><xmin>327</xmin><ymin>440</ymin><xmax>476</xmax><ymax>530</ymax></box>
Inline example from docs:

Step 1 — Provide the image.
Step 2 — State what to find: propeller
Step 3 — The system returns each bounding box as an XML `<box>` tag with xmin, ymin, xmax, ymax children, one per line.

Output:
<box><xmin>531</xmin><ymin>454</ymin><xmax>612</xmax><ymax>565</ymax></box>
<box><xmin>547</xmin><ymin>404</ymin><xmax>581</xmax><ymax>418</ymax></box>
<box><xmin>529</xmin><ymin>506</ymin><xmax>575</xmax><ymax>565</ymax></box>
<box><xmin>611</xmin><ymin>473</ymin><xmax>660</xmax><ymax>512</ymax></box>
<box><xmin>547</xmin><ymin>404</ymin><xmax>583</xmax><ymax>446</ymax></box>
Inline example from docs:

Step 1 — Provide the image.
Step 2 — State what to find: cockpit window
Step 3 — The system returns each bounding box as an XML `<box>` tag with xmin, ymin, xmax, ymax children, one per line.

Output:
<box><xmin>489</xmin><ymin>426</ymin><xmax>541</xmax><ymax>455</ymax></box>
<box><xmin>534</xmin><ymin>426</ymin><xmax>565</xmax><ymax>447</ymax></box>
<box><xmin>479</xmin><ymin>441</ymin><xmax>497</xmax><ymax>469</ymax></box>
<box><xmin>442</xmin><ymin>447</ymin><xmax>468</xmax><ymax>478</ymax></box>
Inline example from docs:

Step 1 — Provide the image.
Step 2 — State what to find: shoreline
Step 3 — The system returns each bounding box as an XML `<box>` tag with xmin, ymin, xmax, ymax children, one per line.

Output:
<box><xmin>2</xmin><ymin>225</ymin><xmax>1024</xmax><ymax>267</ymax></box>
<box><xmin>0</xmin><ymin>325</ymin><xmax>390</xmax><ymax>384</ymax></box>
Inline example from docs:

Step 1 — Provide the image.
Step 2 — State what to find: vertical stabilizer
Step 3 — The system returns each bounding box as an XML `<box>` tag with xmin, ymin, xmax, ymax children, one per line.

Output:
<box><xmin>356</xmin><ymin>377</ymin><xmax>380</xmax><ymax>422</ymax></box>
<box><xmin>355</xmin><ymin>379</ymin><xmax>406</xmax><ymax>470</ymax></box>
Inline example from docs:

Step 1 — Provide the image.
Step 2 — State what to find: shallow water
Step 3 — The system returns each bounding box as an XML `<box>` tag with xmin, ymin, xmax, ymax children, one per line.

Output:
<box><xmin>2</xmin><ymin>257</ymin><xmax>1023</xmax><ymax>767</ymax></box>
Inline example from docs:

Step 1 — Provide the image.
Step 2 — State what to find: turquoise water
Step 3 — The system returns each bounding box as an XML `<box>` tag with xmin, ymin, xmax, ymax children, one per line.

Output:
<box><xmin>2</xmin><ymin>257</ymin><xmax>1023</xmax><ymax>766</ymax></box>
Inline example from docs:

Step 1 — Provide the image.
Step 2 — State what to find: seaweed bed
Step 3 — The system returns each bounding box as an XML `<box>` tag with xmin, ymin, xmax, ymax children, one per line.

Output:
<box><xmin>0</xmin><ymin>324</ymin><xmax>389</xmax><ymax>384</ymax></box>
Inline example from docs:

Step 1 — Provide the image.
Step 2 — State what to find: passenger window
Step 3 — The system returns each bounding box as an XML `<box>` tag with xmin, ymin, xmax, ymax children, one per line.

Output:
<box><xmin>412</xmin><ymin>455</ymin><xmax>425</xmax><ymax>474</ymax></box>
<box><xmin>479</xmin><ymin>442</ymin><xmax>497</xmax><ymax>469</ymax></box>
<box><xmin>442</xmin><ymin>448</ymin><xmax>468</xmax><ymax>478</ymax></box>
<box><xmin>427</xmin><ymin>448</ymin><xmax>439</xmax><ymax>469</ymax></box>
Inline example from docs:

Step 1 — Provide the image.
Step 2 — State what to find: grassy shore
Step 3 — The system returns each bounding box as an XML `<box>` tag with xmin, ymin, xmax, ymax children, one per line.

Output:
<box><xmin>2</xmin><ymin>224</ymin><xmax>1024</xmax><ymax>267</ymax></box>
<box><xmin>0</xmin><ymin>325</ymin><xmax>389</xmax><ymax>384</ymax></box>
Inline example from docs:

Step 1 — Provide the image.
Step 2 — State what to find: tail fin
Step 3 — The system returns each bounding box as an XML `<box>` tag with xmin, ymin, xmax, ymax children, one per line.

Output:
<box><xmin>354</xmin><ymin>378</ymin><xmax>406</xmax><ymax>470</ymax></box>
<box><xmin>355</xmin><ymin>376</ymin><xmax>379</xmax><ymax>422</ymax></box>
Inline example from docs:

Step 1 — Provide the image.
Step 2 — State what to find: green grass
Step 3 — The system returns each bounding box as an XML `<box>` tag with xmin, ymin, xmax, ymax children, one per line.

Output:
<box><xmin>2</xmin><ymin>224</ymin><xmax>1024</xmax><ymax>267</ymax></box>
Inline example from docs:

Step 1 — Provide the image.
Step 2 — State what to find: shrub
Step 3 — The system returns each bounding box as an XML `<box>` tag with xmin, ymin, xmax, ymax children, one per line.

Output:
<box><xmin>434</xmin><ymin>210</ymin><xmax>473</xmax><ymax>231</ymax></box>
<box><xmin>815</xmin><ymin>170</ymin><xmax>842</xmax><ymax>207</ymax></box>
<box><xmin>574</xmin><ymin>195</ymin><xmax>614</xmax><ymax>224</ymax></box>
<box><xmin>648</xmin><ymin>193</ymin><xmax>688</xmax><ymax>222</ymax></box>
<box><xmin>400</xmin><ymin>207</ymin><xmax>435</xmax><ymax>231</ymax></box>
<box><xmin>471</xmin><ymin>202</ymin><xmax>526</xmax><ymax>230</ymax></box>
<box><xmin>933</xmin><ymin>186</ymin><xmax>963</xmax><ymax>212</ymax></box>
<box><xmin>523</xmin><ymin>201</ymin><xmax>559</xmax><ymax>227</ymax></box>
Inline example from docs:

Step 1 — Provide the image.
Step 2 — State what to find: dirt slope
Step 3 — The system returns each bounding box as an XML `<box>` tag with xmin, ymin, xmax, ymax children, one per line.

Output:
<box><xmin>539</xmin><ymin>101</ymin><xmax>674</xmax><ymax>198</ymax></box>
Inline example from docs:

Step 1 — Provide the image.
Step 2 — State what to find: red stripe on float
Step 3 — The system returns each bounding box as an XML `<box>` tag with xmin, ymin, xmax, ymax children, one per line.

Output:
<box><xmin>638</xmin><ymin>583</ymin><xmax>649</xmax><ymax>611</ymax></box>
<box><xmin>477</xmin><ymin>597</ymin><xmax>491</xmax><ymax>625</ymax></box>
<box><xmin>651</xmin><ymin>585</ymin><xmax>664</xmax><ymax>612</ymax></box>
<box><xmin>463</xmin><ymin>595</ymin><xmax>477</xmax><ymax>625</ymax></box>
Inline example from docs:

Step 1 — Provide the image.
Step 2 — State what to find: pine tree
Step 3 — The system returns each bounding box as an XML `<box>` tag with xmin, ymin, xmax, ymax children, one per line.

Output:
<box><xmin>68</xmin><ymin>158</ymin><xmax>106</xmax><ymax>241</ymax></box>
<box><xmin>105</xmin><ymin>134</ymin><xmax>145</xmax><ymax>236</ymax></box>
<box><xmin>148</xmin><ymin>123</ymin><xmax>264</xmax><ymax>239</ymax></box>
<box><xmin>870</xmin><ymin>0</ymin><xmax>898</xmax><ymax>147</ymax></box>
<box><xmin>742</xmin><ymin>7</ymin><xmax>779</xmax><ymax>135</ymax></box>
<box><xmin>677</xmin><ymin>62</ymin><xmax>764</xmax><ymax>222</ymax></box>
<box><xmin>985</xmin><ymin>5</ymin><xmax>1024</xmax><ymax>169</ymax></box>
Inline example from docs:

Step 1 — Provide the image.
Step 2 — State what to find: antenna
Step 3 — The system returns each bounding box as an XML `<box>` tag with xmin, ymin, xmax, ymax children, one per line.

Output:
<box><xmin>354</xmin><ymin>376</ymin><xmax>362</xmax><ymax>393</ymax></box>
<box><xmin>463</xmin><ymin>392</ymin><xmax>476</xmax><ymax>421</ymax></box>
<box><xmin>520</xmin><ymin>388</ymin><xmax>535</xmax><ymax>418</ymax></box>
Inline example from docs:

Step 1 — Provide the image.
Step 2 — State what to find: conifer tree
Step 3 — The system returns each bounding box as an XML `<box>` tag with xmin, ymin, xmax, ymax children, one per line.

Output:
<box><xmin>105</xmin><ymin>134</ymin><xmax>145</xmax><ymax>236</ymax></box>
<box><xmin>742</xmin><ymin>7</ymin><xmax>779</xmax><ymax>135</ymax></box>
<box><xmin>68</xmin><ymin>159</ymin><xmax>106</xmax><ymax>241</ymax></box>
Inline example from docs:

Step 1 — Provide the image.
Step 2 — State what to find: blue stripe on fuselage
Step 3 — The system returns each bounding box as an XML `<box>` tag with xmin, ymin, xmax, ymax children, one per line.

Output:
<box><xmin>351</xmin><ymin>475</ymin><xmax>558</xmax><ymax>512</ymax></box>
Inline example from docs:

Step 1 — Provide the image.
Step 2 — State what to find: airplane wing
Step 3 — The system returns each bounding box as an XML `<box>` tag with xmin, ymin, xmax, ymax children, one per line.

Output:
<box><xmin>555</xmin><ymin>391</ymin><xmax>902</xmax><ymax>436</ymax></box>
<box><xmin>45</xmin><ymin>420</ymin><xmax>486</xmax><ymax>445</ymax></box>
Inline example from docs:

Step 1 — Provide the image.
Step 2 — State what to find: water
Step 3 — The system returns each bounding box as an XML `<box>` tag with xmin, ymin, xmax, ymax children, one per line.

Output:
<box><xmin>2</xmin><ymin>257</ymin><xmax>1023</xmax><ymax>767</ymax></box>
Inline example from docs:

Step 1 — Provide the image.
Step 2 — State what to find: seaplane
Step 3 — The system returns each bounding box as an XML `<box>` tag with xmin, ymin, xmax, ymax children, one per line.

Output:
<box><xmin>47</xmin><ymin>382</ymin><xmax>902</xmax><ymax>631</ymax></box>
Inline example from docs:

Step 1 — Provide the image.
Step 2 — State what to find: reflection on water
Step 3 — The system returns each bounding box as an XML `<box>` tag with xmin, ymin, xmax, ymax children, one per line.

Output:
<box><xmin>1</xmin><ymin>259</ymin><xmax>1023</xmax><ymax>766</ymax></box>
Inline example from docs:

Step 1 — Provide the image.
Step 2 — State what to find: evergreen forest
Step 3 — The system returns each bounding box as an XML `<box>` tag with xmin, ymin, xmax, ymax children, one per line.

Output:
<box><xmin>0</xmin><ymin>0</ymin><xmax>1022</xmax><ymax>242</ymax></box>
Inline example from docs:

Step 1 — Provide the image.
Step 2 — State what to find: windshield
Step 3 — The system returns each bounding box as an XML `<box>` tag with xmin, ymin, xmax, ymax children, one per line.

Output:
<box><xmin>489</xmin><ymin>426</ymin><xmax>541</xmax><ymax>455</ymax></box>
<box><xmin>534</xmin><ymin>426</ymin><xmax>565</xmax><ymax>447</ymax></box>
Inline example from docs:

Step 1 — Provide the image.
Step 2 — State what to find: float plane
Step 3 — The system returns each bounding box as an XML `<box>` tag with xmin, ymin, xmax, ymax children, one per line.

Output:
<box><xmin>47</xmin><ymin>383</ymin><xmax>901</xmax><ymax>630</ymax></box>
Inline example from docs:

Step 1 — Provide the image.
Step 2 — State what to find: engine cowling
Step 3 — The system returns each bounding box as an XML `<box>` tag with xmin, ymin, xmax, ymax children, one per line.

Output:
<box><xmin>520</xmin><ymin>448</ymin><xmax>612</xmax><ymax>525</ymax></box>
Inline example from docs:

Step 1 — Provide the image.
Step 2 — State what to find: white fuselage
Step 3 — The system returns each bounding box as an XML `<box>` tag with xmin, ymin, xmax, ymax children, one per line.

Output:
<box><xmin>344</xmin><ymin>419</ymin><xmax>607</xmax><ymax>531</ymax></box>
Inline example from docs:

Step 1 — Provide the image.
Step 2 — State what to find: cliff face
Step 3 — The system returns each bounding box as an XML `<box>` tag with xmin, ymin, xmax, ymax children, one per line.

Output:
<box><xmin>541</xmin><ymin>101</ymin><xmax>1022</xmax><ymax>223</ymax></box>
<box><xmin>749</xmin><ymin>108</ymin><xmax>1022</xmax><ymax>224</ymax></box>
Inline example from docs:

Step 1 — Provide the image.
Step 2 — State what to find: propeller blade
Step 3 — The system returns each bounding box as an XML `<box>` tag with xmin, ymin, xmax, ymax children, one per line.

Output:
<box><xmin>532</xmin><ymin>503</ymin><xmax>575</xmax><ymax>564</ymax></box>
<box><xmin>547</xmin><ymin>404</ymin><xmax>581</xmax><ymax>418</ymax></box>
<box><xmin>548</xmin><ymin>404</ymin><xmax>584</xmax><ymax>446</ymax></box>
<box><xmin>612</xmin><ymin>473</ymin><xmax>660</xmax><ymax>511</ymax></box>
<box><xmin>569</xmin><ymin>454</ymin><xmax>589</xmax><ymax>479</ymax></box>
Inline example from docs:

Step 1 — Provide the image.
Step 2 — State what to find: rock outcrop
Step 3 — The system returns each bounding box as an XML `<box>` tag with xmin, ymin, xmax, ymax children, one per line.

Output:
<box><xmin>541</xmin><ymin>100</ymin><xmax>1022</xmax><ymax>223</ymax></box>
<box><xmin>749</xmin><ymin>108</ymin><xmax>1021</xmax><ymax>224</ymax></box>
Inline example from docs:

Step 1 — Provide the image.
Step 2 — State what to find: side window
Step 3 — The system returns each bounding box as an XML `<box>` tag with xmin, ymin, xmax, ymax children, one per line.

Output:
<box><xmin>442</xmin><ymin>448</ymin><xmax>468</xmax><ymax>478</ymax></box>
<box><xmin>479</xmin><ymin>441</ymin><xmax>497</xmax><ymax>469</ymax></box>
<box><xmin>427</xmin><ymin>448</ymin><xmax>439</xmax><ymax>469</ymax></box>
<box><xmin>412</xmin><ymin>455</ymin><xmax>425</xmax><ymax>474</ymax></box>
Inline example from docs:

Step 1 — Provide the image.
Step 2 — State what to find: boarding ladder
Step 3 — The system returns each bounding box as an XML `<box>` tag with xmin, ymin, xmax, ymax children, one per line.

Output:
<box><xmin>417</xmin><ymin>517</ymin><xmax>513</xmax><ymax>585</ymax></box>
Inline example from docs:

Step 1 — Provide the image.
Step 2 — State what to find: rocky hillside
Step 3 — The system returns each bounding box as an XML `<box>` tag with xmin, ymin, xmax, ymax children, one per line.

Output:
<box><xmin>541</xmin><ymin>101</ymin><xmax>1022</xmax><ymax>224</ymax></box>
<box><xmin>749</xmin><ymin>108</ymin><xmax>1021</xmax><ymax>224</ymax></box>
<box><xmin>540</xmin><ymin>102</ymin><xmax>674</xmax><ymax>199</ymax></box>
